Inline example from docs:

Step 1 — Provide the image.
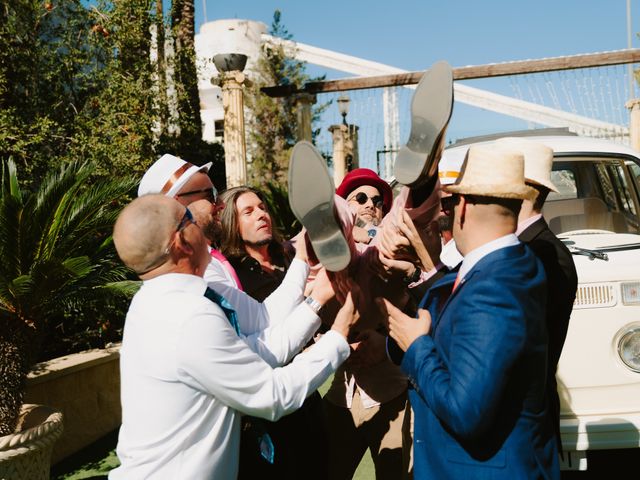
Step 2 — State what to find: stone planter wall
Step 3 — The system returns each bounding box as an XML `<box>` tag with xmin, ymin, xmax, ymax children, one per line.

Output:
<box><xmin>24</xmin><ymin>345</ymin><xmax>121</xmax><ymax>464</ymax></box>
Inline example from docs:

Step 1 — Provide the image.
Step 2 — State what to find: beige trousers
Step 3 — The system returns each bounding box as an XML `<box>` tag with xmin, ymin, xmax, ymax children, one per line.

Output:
<box><xmin>324</xmin><ymin>390</ymin><xmax>410</xmax><ymax>480</ymax></box>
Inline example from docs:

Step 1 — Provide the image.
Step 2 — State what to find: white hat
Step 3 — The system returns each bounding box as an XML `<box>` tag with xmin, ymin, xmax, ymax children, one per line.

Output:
<box><xmin>444</xmin><ymin>144</ymin><xmax>537</xmax><ymax>201</ymax></box>
<box><xmin>138</xmin><ymin>154</ymin><xmax>212</xmax><ymax>197</ymax></box>
<box><xmin>495</xmin><ymin>137</ymin><xmax>558</xmax><ymax>193</ymax></box>
<box><xmin>438</xmin><ymin>152</ymin><xmax>466</xmax><ymax>186</ymax></box>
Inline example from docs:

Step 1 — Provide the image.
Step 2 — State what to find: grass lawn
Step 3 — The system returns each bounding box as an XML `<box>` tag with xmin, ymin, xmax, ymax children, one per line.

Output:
<box><xmin>51</xmin><ymin>375</ymin><xmax>375</xmax><ymax>479</ymax></box>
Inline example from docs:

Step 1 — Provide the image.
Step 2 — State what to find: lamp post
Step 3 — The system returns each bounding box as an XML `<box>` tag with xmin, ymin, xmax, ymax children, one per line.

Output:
<box><xmin>213</xmin><ymin>53</ymin><xmax>248</xmax><ymax>188</ymax></box>
<box><xmin>337</xmin><ymin>94</ymin><xmax>350</xmax><ymax>126</ymax></box>
<box><xmin>330</xmin><ymin>94</ymin><xmax>359</xmax><ymax>186</ymax></box>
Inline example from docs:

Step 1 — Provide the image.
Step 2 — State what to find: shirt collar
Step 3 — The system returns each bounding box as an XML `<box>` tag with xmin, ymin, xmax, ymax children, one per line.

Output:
<box><xmin>516</xmin><ymin>213</ymin><xmax>543</xmax><ymax>236</ymax></box>
<box><xmin>142</xmin><ymin>272</ymin><xmax>207</xmax><ymax>295</ymax></box>
<box><xmin>458</xmin><ymin>233</ymin><xmax>520</xmax><ymax>282</ymax></box>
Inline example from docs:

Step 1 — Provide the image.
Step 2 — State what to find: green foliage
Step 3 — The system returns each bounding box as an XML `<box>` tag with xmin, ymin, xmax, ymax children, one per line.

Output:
<box><xmin>0</xmin><ymin>158</ymin><xmax>137</xmax><ymax>433</ymax></box>
<box><xmin>260</xmin><ymin>181</ymin><xmax>301</xmax><ymax>239</ymax></box>
<box><xmin>0</xmin><ymin>0</ymin><xmax>220</xmax><ymax>188</ymax></box>
<box><xmin>245</xmin><ymin>10</ymin><xmax>329</xmax><ymax>188</ymax></box>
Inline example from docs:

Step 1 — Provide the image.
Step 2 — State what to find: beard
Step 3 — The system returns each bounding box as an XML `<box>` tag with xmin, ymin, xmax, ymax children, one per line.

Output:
<box><xmin>202</xmin><ymin>221</ymin><xmax>223</xmax><ymax>248</ymax></box>
<box><xmin>244</xmin><ymin>235</ymin><xmax>273</xmax><ymax>248</ymax></box>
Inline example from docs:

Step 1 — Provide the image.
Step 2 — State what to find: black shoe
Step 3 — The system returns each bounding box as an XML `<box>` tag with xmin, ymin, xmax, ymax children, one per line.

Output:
<box><xmin>394</xmin><ymin>60</ymin><xmax>454</xmax><ymax>187</ymax></box>
<box><xmin>288</xmin><ymin>141</ymin><xmax>350</xmax><ymax>272</ymax></box>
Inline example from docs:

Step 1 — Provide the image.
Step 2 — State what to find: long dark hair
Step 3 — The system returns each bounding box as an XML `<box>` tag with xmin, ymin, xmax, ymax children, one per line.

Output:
<box><xmin>219</xmin><ymin>186</ymin><xmax>285</xmax><ymax>259</ymax></box>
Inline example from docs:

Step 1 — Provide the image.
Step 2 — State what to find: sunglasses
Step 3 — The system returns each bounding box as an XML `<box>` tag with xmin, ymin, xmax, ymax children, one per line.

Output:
<box><xmin>440</xmin><ymin>194</ymin><xmax>460</xmax><ymax>216</ymax></box>
<box><xmin>176</xmin><ymin>186</ymin><xmax>218</xmax><ymax>203</ymax></box>
<box><xmin>349</xmin><ymin>192</ymin><xmax>383</xmax><ymax>208</ymax></box>
<box><xmin>136</xmin><ymin>208</ymin><xmax>195</xmax><ymax>275</ymax></box>
<box><xmin>175</xmin><ymin>207</ymin><xmax>195</xmax><ymax>233</ymax></box>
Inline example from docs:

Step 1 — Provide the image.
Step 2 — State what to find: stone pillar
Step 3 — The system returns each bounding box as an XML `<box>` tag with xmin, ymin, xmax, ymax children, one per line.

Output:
<box><xmin>220</xmin><ymin>71</ymin><xmax>247</xmax><ymax>187</ymax></box>
<box><xmin>296</xmin><ymin>93</ymin><xmax>316</xmax><ymax>142</ymax></box>
<box><xmin>626</xmin><ymin>99</ymin><xmax>640</xmax><ymax>151</ymax></box>
<box><xmin>329</xmin><ymin>124</ymin><xmax>348</xmax><ymax>187</ymax></box>
<box><xmin>347</xmin><ymin>124</ymin><xmax>360</xmax><ymax>170</ymax></box>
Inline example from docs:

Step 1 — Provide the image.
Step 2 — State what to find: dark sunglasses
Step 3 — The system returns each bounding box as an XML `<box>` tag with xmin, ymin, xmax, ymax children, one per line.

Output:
<box><xmin>137</xmin><ymin>208</ymin><xmax>195</xmax><ymax>275</ymax></box>
<box><xmin>440</xmin><ymin>194</ymin><xmax>460</xmax><ymax>216</ymax></box>
<box><xmin>175</xmin><ymin>207</ymin><xmax>195</xmax><ymax>233</ymax></box>
<box><xmin>176</xmin><ymin>186</ymin><xmax>218</xmax><ymax>203</ymax></box>
<box><xmin>349</xmin><ymin>192</ymin><xmax>383</xmax><ymax>208</ymax></box>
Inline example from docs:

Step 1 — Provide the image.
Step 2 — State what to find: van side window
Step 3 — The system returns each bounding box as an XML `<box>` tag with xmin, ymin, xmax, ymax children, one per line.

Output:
<box><xmin>548</xmin><ymin>170</ymin><xmax>577</xmax><ymax>201</ymax></box>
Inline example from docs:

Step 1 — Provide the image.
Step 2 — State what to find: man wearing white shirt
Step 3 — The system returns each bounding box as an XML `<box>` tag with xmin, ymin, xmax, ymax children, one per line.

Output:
<box><xmin>109</xmin><ymin>194</ymin><xmax>356</xmax><ymax>479</ymax></box>
<box><xmin>138</xmin><ymin>153</ymin><xmax>240</xmax><ymax>289</ymax></box>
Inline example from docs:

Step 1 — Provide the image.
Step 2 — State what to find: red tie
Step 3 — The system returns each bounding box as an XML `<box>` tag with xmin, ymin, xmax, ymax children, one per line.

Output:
<box><xmin>452</xmin><ymin>273</ymin><xmax>462</xmax><ymax>292</ymax></box>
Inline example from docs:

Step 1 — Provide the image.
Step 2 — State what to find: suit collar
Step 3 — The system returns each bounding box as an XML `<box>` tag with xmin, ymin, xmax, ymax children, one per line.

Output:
<box><xmin>518</xmin><ymin>216</ymin><xmax>548</xmax><ymax>242</ymax></box>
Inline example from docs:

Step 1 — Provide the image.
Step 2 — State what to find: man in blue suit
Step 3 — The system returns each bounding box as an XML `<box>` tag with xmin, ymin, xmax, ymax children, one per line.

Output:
<box><xmin>382</xmin><ymin>143</ymin><xmax>560</xmax><ymax>479</ymax></box>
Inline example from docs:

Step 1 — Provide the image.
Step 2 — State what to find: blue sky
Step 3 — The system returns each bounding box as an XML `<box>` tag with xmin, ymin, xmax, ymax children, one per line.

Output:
<box><xmin>194</xmin><ymin>1</ymin><xmax>640</xmax><ymax>171</ymax></box>
<box><xmin>196</xmin><ymin>1</ymin><xmax>638</xmax><ymax>70</ymax></box>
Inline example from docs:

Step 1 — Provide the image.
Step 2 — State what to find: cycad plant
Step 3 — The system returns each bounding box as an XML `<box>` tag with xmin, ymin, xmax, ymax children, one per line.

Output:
<box><xmin>0</xmin><ymin>159</ymin><xmax>137</xmax><ymax>435</ymax></box>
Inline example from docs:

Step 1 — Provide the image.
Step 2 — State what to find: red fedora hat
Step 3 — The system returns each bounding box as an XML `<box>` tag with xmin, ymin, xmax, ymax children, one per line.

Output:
<box><xmin>336</xmin><ymin>168</ymin><xmax>393</xmax><ymax>214</ymax></box>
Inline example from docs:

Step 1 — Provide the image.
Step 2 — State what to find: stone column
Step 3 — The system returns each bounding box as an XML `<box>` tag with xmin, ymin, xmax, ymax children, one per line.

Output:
<box><xmin>220</xmin><ymin>71</ymin><xmax>247</xmax><ymax>187</ymax></box>
<box><xmin>626</xmin><ymin>99</ymin><xmax>640</xmax><ymax>151</ymax></box>
<box><xmin>329</xmin><ymin>124</ymin><xmax>348</xmax><ymax>187</ymax></box>
<box><xmin>296</xmin><ymin>93</ymin><xmax>316</xmax><ymax>142</ymax></box>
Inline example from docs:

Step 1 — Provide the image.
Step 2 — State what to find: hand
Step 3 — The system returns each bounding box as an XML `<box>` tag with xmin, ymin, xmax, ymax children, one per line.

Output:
<box><xmin>309</xmin><ymin>266</ymin><xmax>335</xmax><ymax>306</ymax></box>
<box><xmin>331</xmin><ymin>292</ymin><xmax>360</xmax><ymax>340</ymax></box>
<box><xmin>293</xmin><ymin>228</ymin><xmax>308</xmax><ymax>263</ymax></box>
<box><xmin>349</xmin><ymin>329</ymin><xmax>387</xmax><ymax>368</ymax></box>
<box><xmin>397</xmin><ymin>211</ymin><xmax>440</xmax><ymax>272</ymax></box>
<box><xmin>378</xmin><ymin>250</ymin><xmax>417</xmax><ymax>278</ymax></box>
<box><xmin>352</xmin><ymin>225</ymin><xmax>372</xmax><ymax>244</ymax></box>
<box><xmin>378</xmin><ymin>214</ymin><xmax>413</xmax><ymax>261</ymax></box>
<box><xmin>377</xmin><ymin>298</ymin><xmax>431</xmax><ymax>352</ymax></box>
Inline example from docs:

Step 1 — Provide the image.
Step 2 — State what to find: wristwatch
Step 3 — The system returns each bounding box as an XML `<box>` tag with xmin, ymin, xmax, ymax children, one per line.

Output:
<box><xmin>304</xmin><ymin>296</ymin><xmax>323</xmax><ymax>315</ymax></box>
<box><xmin>403</xmin><ymin>266</ymin><xmax>422</xmax><ymax>285</ymax></box>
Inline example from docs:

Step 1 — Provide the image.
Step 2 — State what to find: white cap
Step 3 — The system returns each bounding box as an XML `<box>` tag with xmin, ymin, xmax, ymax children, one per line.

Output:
<box><xmin>438</xmin><ymin>151</ymin><xmax>466</xmax><ymax>186</ymax></box>
<box><xmin>138</xmin><ymin>154</ymin><xmax>212</xmax><ymax>197</ymax></box>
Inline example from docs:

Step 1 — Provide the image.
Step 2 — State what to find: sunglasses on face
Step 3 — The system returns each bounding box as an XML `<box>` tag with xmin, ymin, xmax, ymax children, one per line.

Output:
<box><xmin>349</xmin><ymin>192</ymin><xmax>383</xmax><ymax>208</ymax></box>
<box><xmin>137</xmin><ymin>208</ymin><xmax>195</xmax><ymax>275</ymax></box>
<box><xmin>440</xmin><ymin>194</ymin><xmax>460</xmax><ymax>216</ymax></box>
<box><xmin>176</xmin><ymin>186</ymin><xmax>218</xmax><ymax>203</ymax></box>
<box><xmin>175</xmin><ymin>207</ymin><xmax>196</xmax><ymax>233</ymax></box>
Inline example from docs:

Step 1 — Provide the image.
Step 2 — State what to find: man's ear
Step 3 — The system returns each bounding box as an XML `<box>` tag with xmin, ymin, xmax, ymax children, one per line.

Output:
<box><xmin>458</xmin><ymin>195</ymin><xmax>467</xmax><ymax>227</ymax></box>
<box><xmin>174</xmin><ymin>231</ymin><xmax>194</xmax><ymax>255</ymax></box>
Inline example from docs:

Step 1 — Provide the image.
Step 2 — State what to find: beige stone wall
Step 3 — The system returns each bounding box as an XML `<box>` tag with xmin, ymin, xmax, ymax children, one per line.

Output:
<box><xmin>24</xmin><ymin>345</ymin><xmax>121</xmax><ymax>464</ymax></box>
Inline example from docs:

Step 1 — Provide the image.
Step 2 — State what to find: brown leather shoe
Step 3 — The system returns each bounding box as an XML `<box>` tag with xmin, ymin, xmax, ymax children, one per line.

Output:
<box><xmin>394</xmin><ymin>60</ymin><xmax>454</xmax><ymax>187</ymax></box>
<box><xmin>288</xmin><ymin>141</ymin><xmax>350</xmax><ymax>272</ymax></box>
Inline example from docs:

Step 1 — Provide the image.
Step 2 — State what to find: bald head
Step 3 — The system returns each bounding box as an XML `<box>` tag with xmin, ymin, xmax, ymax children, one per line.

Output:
<box><xmin>114</xmin><ymin>195</ymin><xmax>182</xmax><ymax>275</ymax></box>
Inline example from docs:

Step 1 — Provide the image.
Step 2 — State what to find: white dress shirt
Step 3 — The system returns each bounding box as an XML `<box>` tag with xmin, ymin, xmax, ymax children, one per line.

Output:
<box><xmin>204</xmin><ymin>248</ymin><xmax>239</xmax><ymax>288</ymax></box>
<box><xmin>109</xmin><ymin>273</ymin><xmax>350</xmax><ymax>480</ymax></box>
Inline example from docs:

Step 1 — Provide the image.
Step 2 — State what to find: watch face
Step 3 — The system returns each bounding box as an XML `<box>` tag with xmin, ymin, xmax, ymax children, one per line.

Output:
<box><xmin>367</xmin><ymin>229</ymin><xmax>377</xmax><ymax>238</ymax></box>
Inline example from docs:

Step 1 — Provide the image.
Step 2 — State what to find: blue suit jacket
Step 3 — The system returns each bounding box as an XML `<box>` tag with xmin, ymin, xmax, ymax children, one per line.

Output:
<box><xmin>403</xmin><ymin>242</ymin><xmax>559</xmax><ymax>479</ymax></box>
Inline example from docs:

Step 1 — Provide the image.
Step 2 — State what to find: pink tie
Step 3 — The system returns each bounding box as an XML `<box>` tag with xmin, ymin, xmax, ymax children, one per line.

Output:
<box><xmin>210</xmin><ymin>249</ymin><xmax>243</xmax><ymax>291</ymax></box>
<box><xmin>452</xmin><ymin>274</ymin><xmax>461</xmax><ymax>292</ymax></box>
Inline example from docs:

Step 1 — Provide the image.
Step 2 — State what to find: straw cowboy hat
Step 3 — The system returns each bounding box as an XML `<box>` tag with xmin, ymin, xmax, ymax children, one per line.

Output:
<box><xmin>494</xmin><ymin>137</ymin><xmax>558</xmax><ymax>193</ymax></box>
<box><xmin>138</xmin><ymin>154</ymin><xmax>212</xmax><ymax>197</ymax></box>
<box><xmin>444</xmin><ymin>143</ymin><xmax>537</xmax><ymax>201</ymax></box>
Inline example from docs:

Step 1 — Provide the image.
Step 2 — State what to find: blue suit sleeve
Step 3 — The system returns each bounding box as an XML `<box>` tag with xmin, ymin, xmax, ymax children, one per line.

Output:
<box><xmin>401</xmin><ymin>272</ymin><xmax>539</xmax><ymax>440</ymax></box>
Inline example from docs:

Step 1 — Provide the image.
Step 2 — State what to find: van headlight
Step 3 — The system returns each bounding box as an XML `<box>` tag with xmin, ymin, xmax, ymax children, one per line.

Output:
<box><xmin>617</xmin><ymin>324</ymin><xmax>640</xmax><ymax>372</ymax></box>
<box><xmin>621</xmin><ymin>282</ymin><xmax>640</xmax><ymax>305</ymax></box>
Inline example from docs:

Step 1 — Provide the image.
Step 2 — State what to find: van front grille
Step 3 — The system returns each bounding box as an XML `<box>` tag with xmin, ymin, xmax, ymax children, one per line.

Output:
<box><xmin>573</xmin><ymin>283</ymin><xmax>616</xmax><ymax>309</ymax></box>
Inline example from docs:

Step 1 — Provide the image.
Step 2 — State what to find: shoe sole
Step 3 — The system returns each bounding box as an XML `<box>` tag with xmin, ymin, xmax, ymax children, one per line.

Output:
<box><xmin>394</xmin><ymin>60</ymin><xmax>454</xmax><ymax>187</ymax></box>
<box><xmin>288</xmin><ymin>141</ymin><xmax>350</xmax><ymax>272</ymax></box>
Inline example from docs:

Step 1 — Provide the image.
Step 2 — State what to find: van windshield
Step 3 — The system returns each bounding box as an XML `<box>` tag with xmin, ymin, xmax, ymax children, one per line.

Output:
<box><xmin>543</xmin><ymin>156</ymin><xmax>640</xmax><ymax>235</ymax></box>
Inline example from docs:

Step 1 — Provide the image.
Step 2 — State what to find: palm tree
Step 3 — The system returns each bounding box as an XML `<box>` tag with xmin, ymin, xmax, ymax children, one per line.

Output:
<box><xmin>0</xmin><ymin>159</ymin><xmax>137</xmax><ymax>435</ymax></box>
